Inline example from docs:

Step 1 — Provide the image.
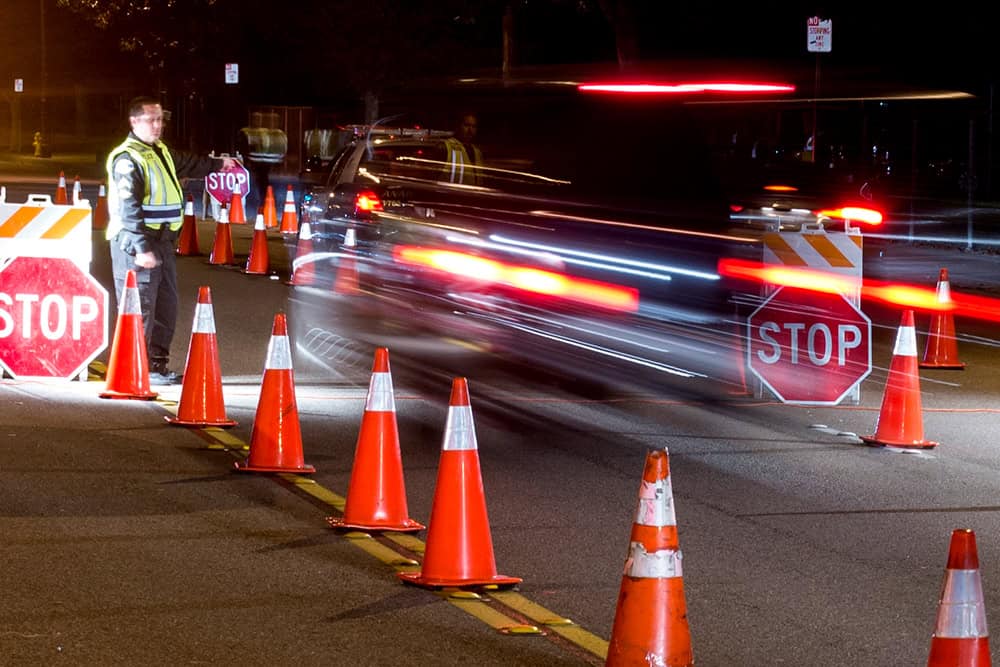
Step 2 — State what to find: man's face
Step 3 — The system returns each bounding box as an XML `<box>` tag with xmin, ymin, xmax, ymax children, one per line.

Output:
<box><xmin>130</xmin><ymin>103</ymin><xmax>164</xmax><ymax>144</ymax></box>
<box><xmin>458</xmin><ymin>115</ymin><xmax>477</xmax><ymax>143</ymax></box>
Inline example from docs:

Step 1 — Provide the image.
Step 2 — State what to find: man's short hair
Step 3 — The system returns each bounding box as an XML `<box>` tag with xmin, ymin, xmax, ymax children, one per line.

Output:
<box><xmin>127</xmin><ymin>96</ymin><xmax>161</xmax><ymax>118</ymax></box>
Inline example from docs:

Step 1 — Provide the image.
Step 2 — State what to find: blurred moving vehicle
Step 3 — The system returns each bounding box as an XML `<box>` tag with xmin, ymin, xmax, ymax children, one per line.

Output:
<box><xmin>293</xmin><ymin>67</ymin><xmax>972</xmax><ymax>391</ymax></box>
<box><xmin>296</xmin><ymin>75</ymin><xmax>786</xmax><ymax>390</ymax></box>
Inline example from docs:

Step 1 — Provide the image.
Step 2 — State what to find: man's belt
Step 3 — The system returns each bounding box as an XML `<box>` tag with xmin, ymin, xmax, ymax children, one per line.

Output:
<box><xmin>145</xmin><ymin>225</ymin><xmax>179</xmax><ymax>241</ymax></box>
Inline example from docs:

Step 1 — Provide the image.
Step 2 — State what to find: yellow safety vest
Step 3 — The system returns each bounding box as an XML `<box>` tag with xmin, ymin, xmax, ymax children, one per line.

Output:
<box><xmin>105</xmin><ymin>137</ymin><xmax>184</xmax><ymax>240</ymax></box>
<box><xmin>442</xmin><ymin>137</ymin><xmax>483</xmax><ymax>186</ymax></box>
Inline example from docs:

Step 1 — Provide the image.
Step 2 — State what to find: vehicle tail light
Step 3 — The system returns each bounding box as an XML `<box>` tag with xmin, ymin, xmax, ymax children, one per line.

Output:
<box><xmin>578</xmin><ymin>82</ymin><xmax>795</xmax><ymax>94</ymax></box>
<box><xmin>354</xmin><ymin>190</ymin><xmax>383</xmax><ymax>219</ymax></box>
<box><xmin>716</xmin><ymin>258</ymin><xmax>1000</xmax><ymax>320</ymax></box>
<box><xmin>393</xmin><ymin>246</ymin><xmax>639</xmax><ymax>312</ymax></box>
<box><xmin>814</xmin><ymin>206</ymin><xmax>883</xmax><ymax>225</ymax></box>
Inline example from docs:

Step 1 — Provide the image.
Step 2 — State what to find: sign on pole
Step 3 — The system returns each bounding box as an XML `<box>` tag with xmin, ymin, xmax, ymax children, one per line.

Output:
<box><xmin>14</xmin><ymin>79</ymin><xmax>23</xmax><ymax>93</ymax></box>
<box><xmin>0</xmin><ymin>256</ymin><xmax>108</xmax><ymax>380</ymax></box>
<box><xmin>807</xmin><ymin>16</ymin><xmax>832</xmax><ymax>53</ymax></box>
<box><xmin>225</xmin><ymin>63</ymin><xmax>239</xmax><ymax>85</ymax></box>
<box><xmin>747</xmin><ymin>287</ymin><xmax>870</xmax><ymax>405</ymax></box>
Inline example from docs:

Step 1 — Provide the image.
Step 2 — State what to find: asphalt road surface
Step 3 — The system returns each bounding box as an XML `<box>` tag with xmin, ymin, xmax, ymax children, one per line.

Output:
<box><xmin>2</xmin><ymin>176</ymin><xmax>1000</xmax><ymax>665</ymax></box>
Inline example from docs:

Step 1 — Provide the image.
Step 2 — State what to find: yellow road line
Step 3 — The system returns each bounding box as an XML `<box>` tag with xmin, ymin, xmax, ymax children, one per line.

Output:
<box><xmin>124</xmin><ymin>378</ymin><xmax>608</xmax><ymax>662</ymax></box>
<box><xmin>444</xmin><ymin>590</ymin><xmax>542</xmax><ymax>635</ymax></box>
<box><xmin>491</xmin><ymin>590</ymin><xmax>609</xmax><ymax>657</ymax></box>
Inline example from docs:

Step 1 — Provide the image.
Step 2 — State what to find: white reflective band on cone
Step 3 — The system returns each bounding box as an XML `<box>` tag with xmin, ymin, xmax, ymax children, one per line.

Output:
<box><xmin>894</xmin><ymin>325</ymin><xmax>917</xmax><ymax>357</ymax></box>
<box><xmin>365</xmin><ymin>372</ymin><xmax>395</xmax><ymax>412</ymax></box>
<box><xmin>265</xmin><ymin>335</ymin><xmax>293</xmax><ymax>370</ymax></box>
<box><xmin>634</xmin><ymin>478</ymin><xmax>677</xmax><ymax>527</ymax></box>
<box><xmin>934</xmin><ymin>570</ymin><xmax>989</xmax><ymax>638</ymax></box>
<box><xmin>121</xmin><ymin>287</ymin><xmax>142</xmax><ymax>315</ymax></box>
<box><xmin>192</xmin><ymin>303</ymin><xmax>216</xmax><ymax>334</ymax></box>
<box><xmin>442</xmin><ymin>405</ymin><xmax>477</xmax><ymax>451</ymax></box>
<box><xmin>937</xmin><ymin>281</ymin><xmax>952</xmax><ymax>303</ymax></box>
<box><xmin>623</xmin><ymin>541</ymin><xmax>683</xmax><ymax>579</ymax></box>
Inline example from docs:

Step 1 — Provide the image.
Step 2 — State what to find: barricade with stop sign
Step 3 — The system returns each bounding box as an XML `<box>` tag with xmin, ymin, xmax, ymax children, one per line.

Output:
<box><xmin>743</xmin><ymin>224</ymin><xmax>868</xmax><ymax>404</ymax></box>
<box><xmin>0</xmin><ymin>191</ymin><xmax>107</xmax><ymax>381</ymax></box>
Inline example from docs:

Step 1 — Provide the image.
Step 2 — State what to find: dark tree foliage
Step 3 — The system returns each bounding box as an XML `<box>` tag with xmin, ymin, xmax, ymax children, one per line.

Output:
<box><xmin>52</xmin><ymin>0</ymin><xmax>628</xmax><ymax>106</ymax></box>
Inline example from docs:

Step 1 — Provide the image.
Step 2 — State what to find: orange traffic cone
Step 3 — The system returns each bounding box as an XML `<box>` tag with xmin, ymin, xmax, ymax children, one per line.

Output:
<box><xmin>398</xmin><ymin>377</ymin><xmax>520</xmax><ymax>589</ymax></box>
<box><xmin>328</xmin><ymin>348</ymin><xmax>424</xmax><ymax>532</ymax></box>
<box><xmin>279</xmin><ymin>184</ymin><xmax>299</xmax><ymax>234</ymax></box>
<box><xmin>921</xmin><ymin>268</ymin><xmax>965</xmax><ymax>370</ymax></box>
<box><xmin>209</xmin><ymin>204</ymin><xmax>234</xmax><ymax>265</ymax></box>
<box><xmin>289</xmin><ymin>221</ymin><xmax>320</xmax><ymax>286</ymax></box>
<box><xmin>71</xmin><ymin>175</ymin><xmax>82</xmax><ymax>204</ymax></box>
<box><xmin>100</xmin><ymin>270</ymin><xmax>158</xmax><ymax>400</ymax></box>
<box><xmin>606</xmin><ymin>448</ymin><xmax>694</xmax><ymax>667</ymax></box>
<box><xmin>176</xmin><ymin>195</ymin><xmax>201</xmax><ymax>256</ymax></box>
<box><xmin>228</xmin><ymin>187</ymin><xmax>246</xmax><ymax>225</ymax></box>
<box><xmin>861</xmin><ymin>310</ymin><xmax>938</xmax><ymax>449</ymax></box>
<box><xmin>166</xmin><ymin>286</ymin><xmax>236</xmax><ymax>427</ymax></box>
<box><xmin>235</xmin><ymin>313</ymin><xmax>315</xmax><ymax>474</ymax></box>
<box><xmin>263</xmin><ymin>185</ymin><xmax>278</xmax><ymax>229</ymax></box>
<box><xmin>54</xmin><ymin>171</ymin><xmax>68</xmax><ymax>205</ymax></box>
<box><xmin>333</xmin><ymin>227</ymin><xmax>360</xmax><ymax>295</ymax></box>
<box><xmin>93</xmin><ymin>181</ymin><xmax>109</xmax><ymax>231</ymax></box>
<box><xmin>927</xmin><ymin>529</ymin><xmax>991</xmax><ymax>666</ymax></box>
<box><xmin>244</xmin><ymin>214</ymin><xmax>271</xmax><ymax>275</ymax></box>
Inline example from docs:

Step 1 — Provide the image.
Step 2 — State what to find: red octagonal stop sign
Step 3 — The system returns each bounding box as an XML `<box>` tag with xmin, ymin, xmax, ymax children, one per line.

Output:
<box><xmin>205</xmin><ymin>159</ymin><xmax>251</xmax><ymax>205</ymax></box>
<box><xmin>747</xmin><ymin>286</ymin><xmax>871</xmax><ymax>405</ymax></box>
<box><xmin>0</xmin><ymin>256</ymin><xmax>108</xmax><ymax>380</ymax></box>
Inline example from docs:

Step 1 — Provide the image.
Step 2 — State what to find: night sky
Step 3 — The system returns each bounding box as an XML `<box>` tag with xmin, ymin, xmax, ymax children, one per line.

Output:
<box><xmin>0</xmin><ymin>2</ymin><xmax>994</xmax><ymax>121</ymax></box>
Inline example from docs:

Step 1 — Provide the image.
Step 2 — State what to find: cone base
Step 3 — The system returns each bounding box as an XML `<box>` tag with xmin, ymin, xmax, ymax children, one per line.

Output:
<box><xmin>100</xmin><ymin>389</ymin><xmax>158</xmax><ymax>400</ymax></box>
<box><xmin>397</xmin><ymin>571</ymin><xmax>522</xmax><ymax>589</ymax></box>
<box><xmin>327</xmin><ymin>516</ymin><xmax>425</xmax><ymax>533</ymax></box>
<box><xmin>861</xmin><ymin>435</ymin><xmax>938</xmax><ymax>449</ymax></box>
<box><xmin>243</xmin><ymin>268</ymin><xmax>273</xmax><ymax>276</ymax></box>
<box><xmin>165</xmin><ymin>415</ymin><xmax>237</xmax><ymax>428</ymax></box>
<box><xmin>233</xmin><ymin>461</ymin><xmax>316</xmax><ymax>474</ymax></box>
<box><xmin>919</xmin><ymin>361</ymin><xmax>966</xmax><ymax>369</ymax></box>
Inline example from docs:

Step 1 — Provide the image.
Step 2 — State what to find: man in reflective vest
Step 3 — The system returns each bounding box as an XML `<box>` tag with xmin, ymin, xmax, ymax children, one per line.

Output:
<box><xmin>442</xmin><ymin>112</ymin><xmax>483</xmax><ymax>186</ymax></box>
<box><xmin>106</xmin><ymin>96</ymin><xmax>236</xmax><ymax>384</ymax></box>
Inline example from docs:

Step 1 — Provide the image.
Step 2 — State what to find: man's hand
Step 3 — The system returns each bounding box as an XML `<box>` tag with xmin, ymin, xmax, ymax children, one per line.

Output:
<box><xmin>134</xmin><ymin>250</ymin><xmax>159</xmax><ymax>269</ymax></box>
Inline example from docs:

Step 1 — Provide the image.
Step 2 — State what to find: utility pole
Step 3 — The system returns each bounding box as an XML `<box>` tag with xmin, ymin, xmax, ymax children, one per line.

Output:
<box><xmin>36</xmin><ymin>0</ymin><xmax>51</xmax><ymax>157</ymax></box>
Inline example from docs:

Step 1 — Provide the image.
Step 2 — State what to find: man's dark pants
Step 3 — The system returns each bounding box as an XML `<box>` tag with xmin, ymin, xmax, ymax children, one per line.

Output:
<box><xmin>109</xmin><ymin>231</ymin><xmax>179</xmax><ymax>371</ymax></box>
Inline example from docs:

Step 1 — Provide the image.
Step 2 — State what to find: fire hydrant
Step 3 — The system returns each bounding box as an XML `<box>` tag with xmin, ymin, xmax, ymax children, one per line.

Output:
<box><xmin>33</xmin><ymin>131</ymin><xmax>50</xmax><ymax>158</ymax></box>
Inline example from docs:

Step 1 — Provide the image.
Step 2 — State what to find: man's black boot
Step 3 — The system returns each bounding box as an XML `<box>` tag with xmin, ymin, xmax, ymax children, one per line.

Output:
<box><xmin>149</xmin><ymin>360</ymin><xmax>183</xmax><ymax>385</ymax></box>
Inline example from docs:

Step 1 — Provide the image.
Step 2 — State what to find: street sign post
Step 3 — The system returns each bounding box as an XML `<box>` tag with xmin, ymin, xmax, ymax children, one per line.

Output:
<box><xmin>807</xmin><ymin>16</ymin><xmax>832</xmax><ymax>53</ymax></box>
<box><xmin>0</xmin><ymin>256</ymin><xmax>108</xmax><ymax>380</ymax></box>
<box><xmin>748</xmin><ymin>286</ymin><xmax>871</xmax><ymax>405</ymax></box>
<box><xmin>205</xmin><ymin>159</ymin><xmax>250</xmax><ymax>205</ymax></box>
